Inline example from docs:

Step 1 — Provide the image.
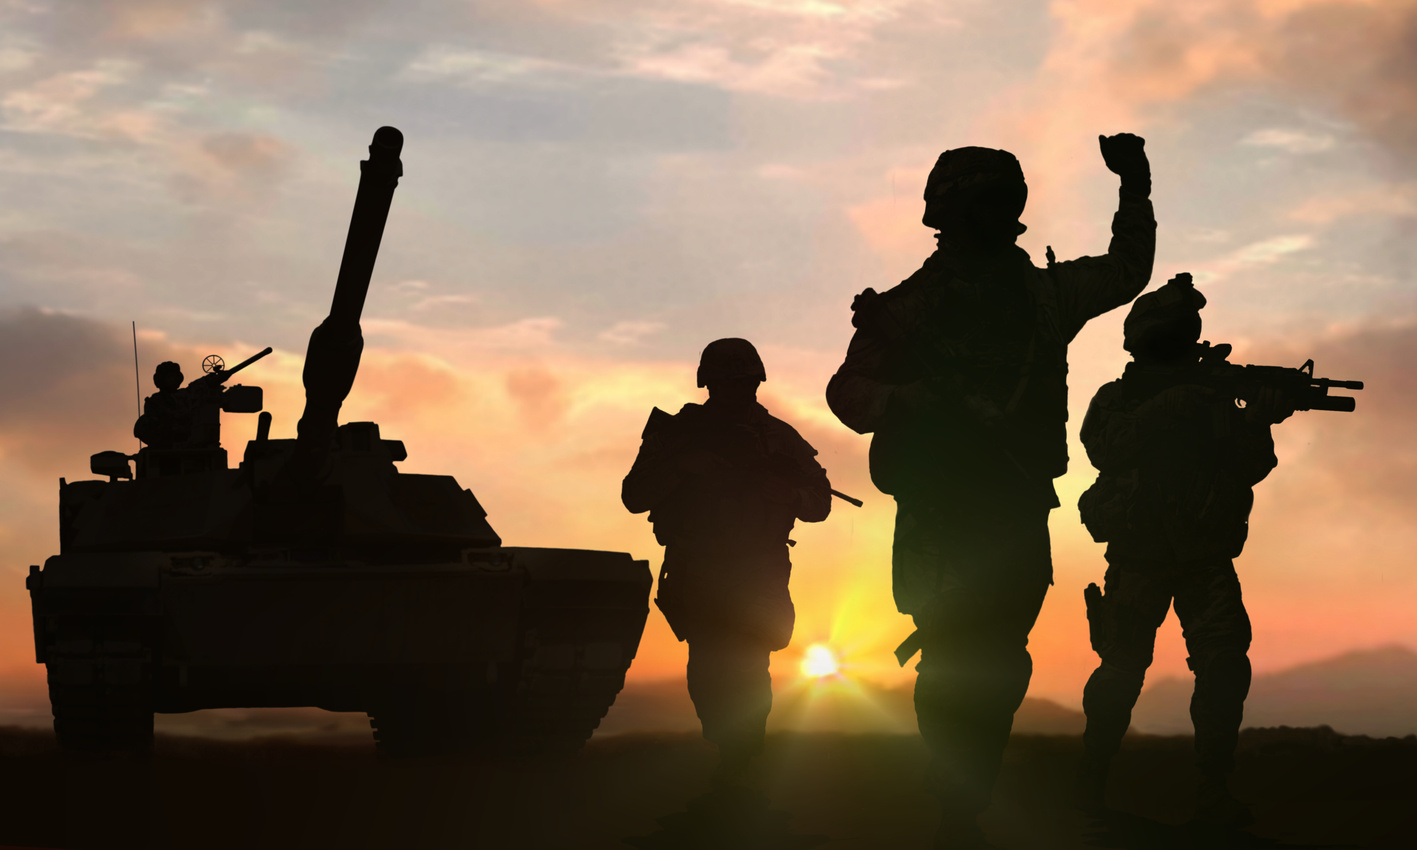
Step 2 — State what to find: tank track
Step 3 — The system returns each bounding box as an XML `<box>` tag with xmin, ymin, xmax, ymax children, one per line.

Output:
<box><xmin>366</xmin><ymin>583</ymin><xmax>636</xmax><ymax>757</ymax></box>
<box><xmin>502</xmin><ymin>634</ymin><xmax>630</xmax><ymax>755</ymax></box>
<box><xmin>365</xmin><ymin>641</ymin><xmax>629</xmax><ymax>757</ymax></box>
<box><xmin>46</xmin><ymin>620</ymin><xmax>156</xmax><ymax>751</ymax></box>
<box><xmin>367</xmin><ymin>692</ymin><xmax>497</xmax><ymax>757</ymax></box>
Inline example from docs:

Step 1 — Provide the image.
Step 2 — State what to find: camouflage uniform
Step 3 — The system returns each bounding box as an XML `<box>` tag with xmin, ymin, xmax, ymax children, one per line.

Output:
<box><xmin>1078</xmin><ymin>360</ymin><xmax>1278</xmax><ymax>782</ymax></box>
<box><xmin>623</xmin><ymin>391</ymin><xmax>831</xmax><ymax>761</ymax></box>
<box><xmin>826</xmin><ymin>149</ymin><xmax>1154</xmax><ymax>818</ymax></box>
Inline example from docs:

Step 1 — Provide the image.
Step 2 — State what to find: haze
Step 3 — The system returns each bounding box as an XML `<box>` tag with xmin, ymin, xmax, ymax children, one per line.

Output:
<box><xmin>1</xmin><ymin>0</ymin><xmax>1414</xmax><ymax>726</ymax></box>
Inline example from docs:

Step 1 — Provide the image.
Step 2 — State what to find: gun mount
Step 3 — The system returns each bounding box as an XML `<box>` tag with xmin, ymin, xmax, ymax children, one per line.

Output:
<box><xmin>28</xmin><ymin>127</ymin><xmax>652</xmax><ymax>756</ymax></box>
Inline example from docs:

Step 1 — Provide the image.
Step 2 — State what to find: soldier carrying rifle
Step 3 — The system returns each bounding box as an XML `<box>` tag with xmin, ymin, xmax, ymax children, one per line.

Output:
<box><xmin>1075</xmin><ymin>272</ymin><xmax>1362</xmax><ymax>826</ymax></box>
<box><xmin>622</xmin><ymin>338</ymin><xmax>835</xmax><ymax>786</ymax></box>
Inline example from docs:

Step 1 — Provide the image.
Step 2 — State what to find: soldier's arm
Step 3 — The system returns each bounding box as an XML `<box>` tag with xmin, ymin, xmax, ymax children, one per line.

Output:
<box><xmin>825</xmin><ymin>326</ymin><xmax>899</xmax><ymax>435</ymax></box>
<box><xmin>791</xmin><ymin>446</ymin><xmax>833</xmax><ymax>523</ymax></box>
<box><xmin>1219</xmin><ymin>409</ymin><xmax>1279</xmax><ymax>487</ymax></box>
<box><xmin>1051</xmin><ymin>136</ymin><xmax>1157</xmax><ymax>341</ymax></box>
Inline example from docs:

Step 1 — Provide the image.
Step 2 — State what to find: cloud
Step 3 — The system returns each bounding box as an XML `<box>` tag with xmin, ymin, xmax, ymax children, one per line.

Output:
<box><xmin>598</xmin><ymin>320</ymin><xmax>665</xmax><ymax>345</ymax></box>
<box><xmin>169</xmin><ymin>131</ymin><xmax>294</xmax><ymax>204</ymax></box>
<box><xmin>1287</xmin><ymin>183</ymin><xmax>1417</xmax><ymax>224</ymax></box>
<box><xmin>1092</xmin><ymin>0</ymin><xmax>1417</xmax><ymax>166</ymax></box>
<box><xmin>1240</xmin><ymin>127</ymin><xmax>1337</xmax><ymax>154</ymax></box>
<box><xmin>1191</xmin><ymin>233</ymin><xmax>1314</xmax><ymax>284</ymax></box>
<box><xmin>0</xmin><ymin>307</ymin><xmax>182</xmax><ymax>472</ymax></box>
<box><xmin>597</xmin><ymin>0</ymin><xmax>916</xmax><ymax>99</ymax></box>
<box><xmin>362</xmin><ymin>316</ymin><xmax>565</xmax><ymax>352</ymax></box>
<box><xmin>401</xmin><ymin>45</ymin><xmax>577</xmax><ymax>89</ymax></box>
<box><xmin>0</xmin><ymin>60</ymin><xmax>147</xmax><ymax>140</ymax></box>
<box><xmin>1245</xmin><ymin>317</ymin><xmax>1417</xmax><ymax>513</ymax></box>
<box><xmin>504</xmin><ymin>366</ymin><xmax>570</xmax><ymax>430</ymax></box>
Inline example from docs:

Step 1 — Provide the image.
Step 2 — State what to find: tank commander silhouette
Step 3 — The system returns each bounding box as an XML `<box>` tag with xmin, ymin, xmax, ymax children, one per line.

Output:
<box><xmin>1076</xmin><ymin>274</ymin><xmax>1294</xmax><ymax>827</ymax></box>
<box><xmin>825</xmin><ymin>135</ymin><xmax>1155</xmax><ymax>848</ymax></box>
<box><xmin>623</xmin><ymin>338</ymin><xmax>832</xmax><ymax>786</ymax></box>
<box><xmin>133</xmin><ymin>361</ymin><xmax>199</xmax><ymax>448</ymax></box>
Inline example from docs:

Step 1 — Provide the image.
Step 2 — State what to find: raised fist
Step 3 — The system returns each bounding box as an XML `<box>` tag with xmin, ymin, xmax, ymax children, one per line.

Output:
<box><xmin>1098</xmin><ymin>133</ymin><xmax>1150</xmax><ymax>187</ymax></box>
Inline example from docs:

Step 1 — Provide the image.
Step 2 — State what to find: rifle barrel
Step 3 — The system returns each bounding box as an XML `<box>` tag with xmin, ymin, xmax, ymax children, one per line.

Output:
<box><xmin>831</xmin><ymin>489</ymin><xmax>864</xmax><ymax>508</ymax></box>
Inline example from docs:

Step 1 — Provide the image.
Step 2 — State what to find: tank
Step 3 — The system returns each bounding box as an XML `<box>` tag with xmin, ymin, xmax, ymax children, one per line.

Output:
<box><xmin>26</xmin><ymin>127</ymin><xmax>653</xmax><ymax>756</ymax></box>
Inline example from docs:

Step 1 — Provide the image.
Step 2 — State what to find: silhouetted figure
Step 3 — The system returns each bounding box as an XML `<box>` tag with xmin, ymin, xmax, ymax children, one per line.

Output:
<box><xmin>133</xmin><ymin>361</ymin><xmax>201</xmax><ymax>448</ymax></box>
<box><xmin>1075</xmin><ymin>274</ymin><xmax>1295</xmax><ymax>828</ymax></box>
<box><xmin>825</xmin><ymin>136</ymin><xmax>1155</xmax><ymax>848</ymax></box>
<box><xmin>623</xmin><ymin>339</ymin><xmax>832</xmax><ymax>785</ymax></box>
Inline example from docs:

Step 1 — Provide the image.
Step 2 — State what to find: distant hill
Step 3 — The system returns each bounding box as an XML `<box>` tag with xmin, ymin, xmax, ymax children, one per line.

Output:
<box><xmin>1131</xmin><ymin>644</ymin><xmax>1417</xmax><ymax>737</ymax></box>
<box><xmin>4</xmin><ymin>644</ymin><xmax>1412</xmax><ymax>741</ymax></box>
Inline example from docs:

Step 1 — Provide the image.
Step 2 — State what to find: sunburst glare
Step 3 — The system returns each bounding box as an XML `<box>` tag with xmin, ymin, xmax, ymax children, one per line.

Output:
<box><xmin>800</xmin><ymin>644</ymin><xmax>840</xmax><ymax>678</ymax></box>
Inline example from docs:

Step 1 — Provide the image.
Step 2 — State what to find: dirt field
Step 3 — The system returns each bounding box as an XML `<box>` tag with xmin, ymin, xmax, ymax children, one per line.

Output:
<box><xmin>0</xmin><ymin>725</ymin><xmax>1411</xmax><ymax>849</ymax></box>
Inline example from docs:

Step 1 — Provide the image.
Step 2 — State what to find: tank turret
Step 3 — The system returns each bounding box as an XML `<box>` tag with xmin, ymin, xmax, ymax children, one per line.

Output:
<box><xmin>27</xmin><ymin>128</ymin><xmax>652</xmax><ymax>755</ymax></box>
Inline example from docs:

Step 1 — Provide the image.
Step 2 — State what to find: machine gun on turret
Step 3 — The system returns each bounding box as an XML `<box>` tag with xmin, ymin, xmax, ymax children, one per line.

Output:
<box><xmin>127</xmin><ymin>345</ymin><xmax>273</xmax><ymax>478</ymax></box>
<box><xmin>187</xmin><ymin>346</ymin><xmax>273</xmax><ymax>412</ymax></box>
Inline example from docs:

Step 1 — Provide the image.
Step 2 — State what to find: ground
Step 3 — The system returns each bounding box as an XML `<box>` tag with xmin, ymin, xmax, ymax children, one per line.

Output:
<box><xmin>0</xmin><ymin>726</ymin><xmax>1411</xmax><ymax>849</ymax></box>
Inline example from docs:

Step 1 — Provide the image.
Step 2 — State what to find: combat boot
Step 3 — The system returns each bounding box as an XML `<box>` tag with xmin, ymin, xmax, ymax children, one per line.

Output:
<box><xmin>1194</xmin><ymin>773</ymin><xmax>1253</xmax><ymax>828</ymax></box>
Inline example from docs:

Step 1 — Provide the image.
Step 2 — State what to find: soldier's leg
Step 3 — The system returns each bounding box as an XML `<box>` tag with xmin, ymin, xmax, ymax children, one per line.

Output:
<box><xmin>1174</xmin><ymin>558</ymin><xmax>1252</xmax><ymax>823</ymax></box>
<box><xmin>1078</xmin><ymin>560</ymin><xmax>1174</xmax><ymax>808</ymax></box>
<box><xmin>685</xmin><ymin>630</ymin><xmax>773</xmax><ymax>773</ymax></box>
<box><xmin>906</xmin><ymin>504</ymin><xmax>1053</xmax><ymax>820</ymax></box>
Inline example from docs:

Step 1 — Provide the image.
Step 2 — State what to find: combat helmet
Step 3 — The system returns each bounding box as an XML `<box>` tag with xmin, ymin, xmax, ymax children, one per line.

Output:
<box><xmin>696</xmin><ymin>338</ymin><xmax>766</xmax><ymax>388</ymax></box>
<box><xmin>922</xmin><ymin>147</ymin><xmax>1028</xmax><ymax>231</ymax></box>
<box><xmin>153</xmin><ymin>361</ymin><xmax>183</xmax><ymax>392</ymax></box>
<box><xmin>1124</xmin><ymin>273</ymin><xmax>1207</xmax><ymax>356</ymax></box>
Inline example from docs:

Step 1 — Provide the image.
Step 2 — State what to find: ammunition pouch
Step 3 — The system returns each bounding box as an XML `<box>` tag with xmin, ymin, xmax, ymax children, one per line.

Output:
<box><xmin>654</xmin><ymin>553</ymin><xmax>795</xmax><ymax>651</ymax></box>
<box><xmin>1078</xmin><ymin>472</ymin><xmax>1137</xmax><ymax>543</ymax></box>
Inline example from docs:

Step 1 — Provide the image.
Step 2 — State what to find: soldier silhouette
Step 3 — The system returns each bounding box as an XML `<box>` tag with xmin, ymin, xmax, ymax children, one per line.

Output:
<box><xmin>826</xmin><ymin>135</ymin><xmax>1155</xmax><ymax>848</ymax></box>
<box><xmin>133</xmin><ymin>361</ymin><xmax>198</xmax><ymax>449</ymax></box>
<box><xmin>623</xmin><ymin>339</ymin><xmax>832</xmax><ymax>786</ymax></box>
<box><xmin>1076</xmin><ymin>273</ymin><xmax>1294</xmax><ymax>827</ymax></box>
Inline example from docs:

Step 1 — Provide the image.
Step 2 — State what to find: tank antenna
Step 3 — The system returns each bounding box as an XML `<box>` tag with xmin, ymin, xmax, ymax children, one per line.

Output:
<box><xmin>132</xmin><ymin>321</ymin><xmax>142</xmax><ymax>451</ymax></box>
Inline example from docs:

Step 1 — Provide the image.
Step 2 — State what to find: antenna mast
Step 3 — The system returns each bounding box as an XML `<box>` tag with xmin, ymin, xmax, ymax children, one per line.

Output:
<box><xmin>132</xmin><ymin>321</ymin><xmax>142</xmax><ymax>451</ymax></box>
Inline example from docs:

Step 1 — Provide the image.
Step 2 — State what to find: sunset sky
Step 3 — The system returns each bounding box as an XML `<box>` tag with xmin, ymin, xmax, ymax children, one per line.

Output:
<box><xmin>1</xmin><ymin>0</ymin><xmax>1415</xmax><ymax>725</ymax></box>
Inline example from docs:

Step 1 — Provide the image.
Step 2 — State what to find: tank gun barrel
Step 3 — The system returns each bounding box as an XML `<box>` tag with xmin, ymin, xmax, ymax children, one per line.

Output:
<box><xmin>328</xmin><ymin>127</ymin><xmax>404</xmax><ymax>329</ymax></box>
<box><xmin>284</xmin><ymin>127</ymin><xmax>404</xmax><ymax>487</ymax></box>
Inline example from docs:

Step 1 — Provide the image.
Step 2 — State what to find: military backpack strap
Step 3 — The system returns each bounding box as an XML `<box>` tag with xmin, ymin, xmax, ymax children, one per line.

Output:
<box><xmin>894</xmin><ymin>628</ymin><xmax>925</xmax><ymax>667</ymax></box>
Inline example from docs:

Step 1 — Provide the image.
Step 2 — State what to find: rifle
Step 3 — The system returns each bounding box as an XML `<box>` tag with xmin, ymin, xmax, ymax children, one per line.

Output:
<box><xmin>1197</xmin><ymin>342</ymin><xmax>1362</xmax><ymax>412</ymax></box>
<box><xmin>643</xmin><ymin>407</ymin><xmax>862</xmax><ymax>507</ymax></box>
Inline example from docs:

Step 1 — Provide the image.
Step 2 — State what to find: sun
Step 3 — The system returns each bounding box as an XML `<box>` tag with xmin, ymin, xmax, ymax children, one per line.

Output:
<box><xmin>800</xmin><ymin>644</ymin><xmax>840</xmax><ymax>678</ymax></box>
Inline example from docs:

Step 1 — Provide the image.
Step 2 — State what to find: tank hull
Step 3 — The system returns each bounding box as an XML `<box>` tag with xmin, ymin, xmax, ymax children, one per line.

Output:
<box><xmin>29</xmin><ymin>547</ymin><xmax>651</xmax><ymax>754</ymax></box>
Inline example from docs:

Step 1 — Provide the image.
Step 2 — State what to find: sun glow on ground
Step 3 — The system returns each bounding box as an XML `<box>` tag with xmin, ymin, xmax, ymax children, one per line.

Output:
<box><xmin>800</xmin><ymin>644</ymin><xmax>840</xmax><ymax>678</ymax></box>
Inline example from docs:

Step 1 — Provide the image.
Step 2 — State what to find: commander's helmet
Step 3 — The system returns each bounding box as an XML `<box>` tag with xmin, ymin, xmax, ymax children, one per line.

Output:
<box><xmin>153</xmin><ymin>361</ymin><xmax>184</xmax><ymax>392</ymax></box>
